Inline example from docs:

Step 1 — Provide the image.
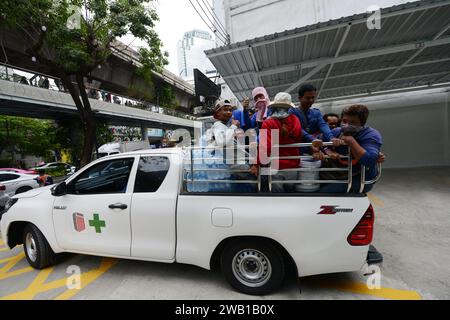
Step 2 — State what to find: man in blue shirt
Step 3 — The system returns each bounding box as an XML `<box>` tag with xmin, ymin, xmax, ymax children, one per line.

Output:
<box><xmin>289</xmin><ymin>84</ymin><xmax>334</xmax><ymax>142</ymax></box>
<box><xmin>319</xmin><ymin>104</ymin><xmax>382</xmax><ymax>194</ymax></box>
<box><xmin>232</xmin><ymin>97</ymin><xmax>254</xmax><ymax>132</ymax></box>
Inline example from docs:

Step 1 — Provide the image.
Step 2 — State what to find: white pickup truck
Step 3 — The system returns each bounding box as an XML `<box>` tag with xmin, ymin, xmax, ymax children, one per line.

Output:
<box><xmin>0</xmin><ymin>146</ymin><xmax>379</xmax><ymax>295</ymax></box>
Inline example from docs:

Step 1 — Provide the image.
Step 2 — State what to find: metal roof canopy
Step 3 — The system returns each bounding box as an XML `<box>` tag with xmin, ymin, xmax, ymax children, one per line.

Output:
<box><xmin>205</xmin><ymin>0</ymin><xmax>450</xmax><ymax>102</ymax></box>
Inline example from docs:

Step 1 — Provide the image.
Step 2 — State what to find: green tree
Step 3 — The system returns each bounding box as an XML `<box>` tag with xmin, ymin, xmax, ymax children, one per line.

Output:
<box><xmin>0</xmin><ymin>116</ymin><xmax>57</xmax><ymax>165</ymax></box>
<box><xmin>0</xmin><ymin>0</ymin><xmax>168</xmax><ymax>167</ymax></box>
<box><xmin>53</xmin><ymin>118</ymin><xmax>114</xmax><ymax>165</ymax></box>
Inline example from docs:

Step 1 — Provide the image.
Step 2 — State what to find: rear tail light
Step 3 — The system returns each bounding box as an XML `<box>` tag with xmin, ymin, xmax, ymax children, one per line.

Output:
<box><xmin>0</xmin><ymin>184</ymin><xmax>5</xmax><ymax>191</ymax></box>
<box><xmin>347</xmin><ymin>204</ymin><xmax>374</xmax><ymax>246</ymax></box>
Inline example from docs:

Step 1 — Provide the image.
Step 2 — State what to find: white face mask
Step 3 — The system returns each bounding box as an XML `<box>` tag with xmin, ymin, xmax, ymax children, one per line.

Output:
<box><xmin>270</xmin><ymin>107</ymin><xmax>290</xmax><ymax>119</ymax></box>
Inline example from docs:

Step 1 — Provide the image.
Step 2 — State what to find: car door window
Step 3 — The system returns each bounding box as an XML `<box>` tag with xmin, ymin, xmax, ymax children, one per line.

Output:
<box><xmin>0</xmin><ymin>174</ymin><xmax>19</xmax><ymax>182</ymax></box>
<box><xmin>68</xmin><ymin>158</ymin><xmax>134</xmax><ymax>195</ymax></box>
<box><xmin>134</xmin><ymin>156</ymin><xmax>170</xmax><ymax>193</ymax></box>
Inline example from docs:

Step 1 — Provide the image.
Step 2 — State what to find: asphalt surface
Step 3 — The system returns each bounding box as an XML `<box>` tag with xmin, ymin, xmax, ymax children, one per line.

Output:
<box><xmin>0</xmin><ymin>167</ymin><xmax>448</xmax><ymax>300</ymax></box>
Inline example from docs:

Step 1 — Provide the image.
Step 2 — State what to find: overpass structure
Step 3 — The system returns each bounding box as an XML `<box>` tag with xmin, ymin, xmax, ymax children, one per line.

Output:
<box><xmin>0</xmin><ymin>79</ymin><xmax>202</xmax><ymax>135</ymax></box>
<box><xmin>0</xmin><ymin>28</ymin><xmax>196</xmax><ymax>112</ymax></box>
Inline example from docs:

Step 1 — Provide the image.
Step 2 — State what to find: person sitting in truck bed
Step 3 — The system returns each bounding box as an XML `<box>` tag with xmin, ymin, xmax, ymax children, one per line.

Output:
<box><xmin>289</xmin><ymin>84</ymin><xmax>334</xmax><ymax>143</ymax></box>
<box><xmin>192</xmin><ymin>99</ymin><xmax>243</xmax><ymax>193</ymax></box>
<box><xmin>205</xmin><ymin>99</ymin><xmax>241</xmax><ymax>148</ymax></box>
<box><xmin>317</xmin><ymin>104</ymin><xmax>382</xmax><ymax>194</ymax></box>
<box><xmin>251</xmin><ymin>92</ymin><xmax>302</xmax><ymax>193</ymax></box>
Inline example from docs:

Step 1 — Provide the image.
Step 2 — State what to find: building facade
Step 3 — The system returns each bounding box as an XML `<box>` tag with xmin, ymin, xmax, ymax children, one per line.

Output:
<box><xmin>177</xmin><ymin>30</ymin><xmax>216</xmax><ymax>81</ymax></box>
<box><xmin>214</xmin><ymin>0</ymin><xmax>411</xmax><ymax>43</ymax></box>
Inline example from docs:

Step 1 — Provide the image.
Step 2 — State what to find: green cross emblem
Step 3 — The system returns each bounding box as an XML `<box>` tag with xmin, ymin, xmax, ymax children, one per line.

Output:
<box><xmin>89</xmin><ymin>213</ymin><xmax>106</xmax><ymax>233</ymax></box>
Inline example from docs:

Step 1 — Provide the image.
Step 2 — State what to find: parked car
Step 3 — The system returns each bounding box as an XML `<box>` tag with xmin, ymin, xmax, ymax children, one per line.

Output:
<box><xmin>0</xmin><ymin>147</ymin><xmax>380</xmax><ymax>295</ymax></box>
<box><xmin>30</xmin><ymin>162</ymin><xmax>76</xmax><ymax>175</ymax></box>
<box><xmin>0</xmin><ymin>171</ymin><xmax>40</xmax><ymax>197</ymax></box>
<box><xmin>0</xmin><ymin>168</ymin><xmax>37</xmax><ymax>175</ymax></box>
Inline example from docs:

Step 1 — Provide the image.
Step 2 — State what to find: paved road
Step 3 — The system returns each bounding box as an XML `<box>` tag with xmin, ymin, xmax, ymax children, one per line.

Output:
<box><xmin>0</xmin><ymin>167</ymin><xmax>448</xmax><ymax>300</ymax></box>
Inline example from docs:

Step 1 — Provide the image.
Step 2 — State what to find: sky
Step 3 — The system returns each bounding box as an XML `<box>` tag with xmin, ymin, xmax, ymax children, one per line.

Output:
<box><xmin>121</xmin><ymin>0</ymin><xmax>215</xmax><ymax>75</ymax></box>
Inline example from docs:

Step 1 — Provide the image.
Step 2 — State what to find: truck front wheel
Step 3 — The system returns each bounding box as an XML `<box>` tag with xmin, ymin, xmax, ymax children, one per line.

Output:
<box><xmin>220</xmin><ymin>239</ymin><xmax>285</xmax><ymax>295</ymax></box>
<box><xmin>23</xmin><ymin>224</ymin><xmax>56</xmax><ymax>269</ymax></box>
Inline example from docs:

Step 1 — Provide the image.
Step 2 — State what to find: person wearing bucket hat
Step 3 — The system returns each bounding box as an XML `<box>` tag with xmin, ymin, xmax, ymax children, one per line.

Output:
<box><xmin>250</xmin><ymin>92</ymin><xmax>302</xmax><ymax>192</ymax></box>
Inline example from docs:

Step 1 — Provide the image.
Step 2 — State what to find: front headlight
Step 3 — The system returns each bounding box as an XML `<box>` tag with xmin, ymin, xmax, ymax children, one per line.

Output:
<box><xmin>4</xmin><ymin>198</ymin><xmax>18</xmax><ymax>212</ymax></box>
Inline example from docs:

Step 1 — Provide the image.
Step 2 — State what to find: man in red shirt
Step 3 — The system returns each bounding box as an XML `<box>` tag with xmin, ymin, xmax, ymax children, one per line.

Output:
<box><xmin>251</xmin><ymin>92</ymin><xmax>302</xmax><ymax>192</ymax></box>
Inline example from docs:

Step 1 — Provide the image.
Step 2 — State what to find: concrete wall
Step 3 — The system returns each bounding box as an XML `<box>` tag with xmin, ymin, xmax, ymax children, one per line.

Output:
<box><xmin>220</xmin><ymin>0</ymin><xmax>410</xmax><ymax>42</ymax></box>
<box><xmin>316</xmin><ymin>88</ymin><xmax>450</xmax><ymax>169</ymax></box>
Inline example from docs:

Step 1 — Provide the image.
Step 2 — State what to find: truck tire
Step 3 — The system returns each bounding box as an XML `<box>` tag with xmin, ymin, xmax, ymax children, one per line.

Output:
<box><xmin>220</xmin><ymin>239</ymin><xmax>285</xmax><ymax>295</ymax></box>
<box><xmin>23</xmin><ymin>224</ymin><xmax>56</xmax><ymax>269</ymax></box>
<box><xmin>15</xmin><ymin>186</ymin><xmax>33</xmax><ymax>195</ymax></box>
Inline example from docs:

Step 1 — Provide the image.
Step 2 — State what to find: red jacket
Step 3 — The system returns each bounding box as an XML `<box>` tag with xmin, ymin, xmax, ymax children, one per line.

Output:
<box><xmin>258</xmin><ymin>115</ymin><xmax>302</xmax><ymax>170</ymax></box>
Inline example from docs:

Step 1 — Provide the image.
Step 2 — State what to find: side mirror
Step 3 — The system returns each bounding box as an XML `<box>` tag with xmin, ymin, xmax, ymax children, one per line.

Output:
<box><xmin>51</xmin><ymin>182</ymin><xmax>67</xmax><ymax>197</ymax></box>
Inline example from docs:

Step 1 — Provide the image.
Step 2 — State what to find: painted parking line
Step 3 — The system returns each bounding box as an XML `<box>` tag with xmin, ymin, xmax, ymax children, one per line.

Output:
<box><xmin>0</xmin><ymin>251</ymin><xmax>34</xmax><ymax>281</ymax></box>
<box><xmin>319</xmin><ymin>280</ymin><xmax>421</xmax><ymax>300</ymax></box>
<box><xmin>54</xmin><ymin>258</ymin><xmax>117</xmax><ymax>300</ymax></box>
<box><xmin>0</xmin><ymin>257</ymin><xmax>117</xmax><ymax>300</ymax></box>
<box><xmin>367</xmin><ymin>193</ymin><xmax>385</xmax><ymax>207</ymax></box>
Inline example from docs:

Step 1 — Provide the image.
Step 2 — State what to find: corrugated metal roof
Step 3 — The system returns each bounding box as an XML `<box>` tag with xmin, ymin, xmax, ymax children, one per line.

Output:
<box><xmin>205</xmin><ymin>0</ymin><xmax>450</xmax><ymax>102</ymax></box>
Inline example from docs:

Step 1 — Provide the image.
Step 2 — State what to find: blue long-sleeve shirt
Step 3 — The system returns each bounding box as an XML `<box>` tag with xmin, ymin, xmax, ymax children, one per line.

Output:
<box><xmin>232</xmin><ymin>109</ymin><xmax>253</xmax><ymax>131</ymax></box>
<box><xmin>331</xmin><ymin>127</ymin><xmax>382</xmax><ymax>180</ymax></box>
<box><xmin>289</xmin><ymin>107</ymin><xmax>333</xmax><ymax>142</ymax></box>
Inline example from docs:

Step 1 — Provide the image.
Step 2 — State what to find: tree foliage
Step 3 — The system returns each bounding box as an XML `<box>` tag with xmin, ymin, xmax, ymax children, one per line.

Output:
<box><xmin>0</xmin><ymin>116</ymin><xmax>57</xmax><ymax>163</ymax></box>
<box><xmin>0</xmin><ymin>0</ymin><xmax>168</xmax><ymax>166</ymax></box>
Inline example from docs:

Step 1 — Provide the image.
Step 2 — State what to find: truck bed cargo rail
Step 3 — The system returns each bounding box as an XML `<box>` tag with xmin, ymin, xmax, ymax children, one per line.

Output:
<box><xmin>182</xmin><ymin>142</ymin><xmax>381</xmax><ymax>194</ymax></box>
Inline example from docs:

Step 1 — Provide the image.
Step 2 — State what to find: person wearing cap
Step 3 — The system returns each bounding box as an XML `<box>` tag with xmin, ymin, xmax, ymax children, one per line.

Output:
<box><xmin>205</xmin><ymin>99</ymin><xmax>241</xmax><ymax>147</ymax></box>
<box><xmin>251</xmin><ymin>92</ymin><xmax>302</xmax><ymax>193</ymax></box>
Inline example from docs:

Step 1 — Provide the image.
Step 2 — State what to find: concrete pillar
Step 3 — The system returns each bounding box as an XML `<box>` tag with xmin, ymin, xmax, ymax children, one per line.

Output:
<box><xmin>141</xmin><ymin>126</ymin><xmax>148</xmax><ymax>141</ymax></box>
<box><xmin>445</xmin><ymin>91</ymin><xmax>450</xmax><ymax>165</ymax></box>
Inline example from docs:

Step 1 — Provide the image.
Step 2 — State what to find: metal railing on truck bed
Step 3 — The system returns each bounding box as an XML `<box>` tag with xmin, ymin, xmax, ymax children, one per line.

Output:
<box><xmin>181</xmin><ymin>141</ymin><xmax>381</xmax><ymax>194</ymax></box>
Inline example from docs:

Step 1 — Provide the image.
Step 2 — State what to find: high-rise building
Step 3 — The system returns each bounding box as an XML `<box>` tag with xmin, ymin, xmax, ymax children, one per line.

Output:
<box><xmin>177</xmin><ymin>30</ymin><xmax>216</xmax><ymax>81</ymax></box>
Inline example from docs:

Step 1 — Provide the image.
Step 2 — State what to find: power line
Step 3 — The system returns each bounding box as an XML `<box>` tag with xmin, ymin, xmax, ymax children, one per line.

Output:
<box><xmin>193</xmin><ymin>0</ymin><xmax>228</xmax><ymax>41</ymax></box>
<box><xmin>187</xmin><ymin>0</ymin><xmax>228</xmax><ymax>45</ymax></box>
<box><xmin>199</xmin><ymin>0</ymin><xmax>228</xmax><ymax>37</ymax></box>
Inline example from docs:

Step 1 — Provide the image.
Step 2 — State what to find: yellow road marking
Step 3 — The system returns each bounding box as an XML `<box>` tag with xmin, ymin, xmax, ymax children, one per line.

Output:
<box><xmin>54</xmin><ymin>258</ymin><xmax>118</xmax><ymax>300</ymax></box>
<box><xmin>0</xmin><ymin>239</ymin><xmax>4</xmax><ymax>245</ymax></box>
<box><xmin>321</xmin><ymin>281</ymin><xmax>421</xmax><ymax>300</ymax></box>
<box><xmin>0</xmin><ymin>256</ymin><xmax>19</xmax><ymax>264</ymax></box>
<box><xmin>0</xmin><ymin>252</ymin><xmax>34</xmax><ymax>281</ymax></box>
<box><xmin>0</xmin><ymin>258</ymin><xmax>117</xmax><ymax>300</ymax></box>
<box><xmin>367</xmin><ymin>193</ymin><xmax>384</xmax><ymax>207</ymax></box>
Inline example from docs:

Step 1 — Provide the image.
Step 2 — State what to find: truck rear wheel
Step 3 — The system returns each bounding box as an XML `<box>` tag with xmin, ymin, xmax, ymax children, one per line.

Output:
<box><xmin>220</xmin><ymin>239</ymin><xmax>285</xmax><ymax>295</ymax></box>
<box><xmin>23</xmin><ymin>224</ymin><xmax>56</xmax><ymax>269</ymax></box>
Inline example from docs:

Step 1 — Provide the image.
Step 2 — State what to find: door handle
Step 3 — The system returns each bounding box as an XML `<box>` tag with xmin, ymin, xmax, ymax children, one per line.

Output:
<box><xmin>108</xmin><ymin>203</ymin><xmax>128</xmax><ymax>210</ymax></box>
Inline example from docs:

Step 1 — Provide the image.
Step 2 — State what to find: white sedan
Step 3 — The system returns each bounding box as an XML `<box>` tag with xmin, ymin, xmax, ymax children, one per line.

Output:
<box><xmin>31</xmin><ymin>162</ymin><xmax>76</xmax><ymax>175</ymax></box>
<box><xmin>0</xmin><ymin>171</ymin><xmax>40</xmax><ymax>197</ymax></box>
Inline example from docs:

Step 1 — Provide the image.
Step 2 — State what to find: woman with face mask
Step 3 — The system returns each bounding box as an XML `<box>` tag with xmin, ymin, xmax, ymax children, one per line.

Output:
<box><xmin>251</xmin><ymin>87</ymin><xmax>270</xmax><ymax>129</ymax></box>
<box><xmin>250</xmin><ymin>92</ymin><xmax>302</xmax><ymax>193</ymax></box>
